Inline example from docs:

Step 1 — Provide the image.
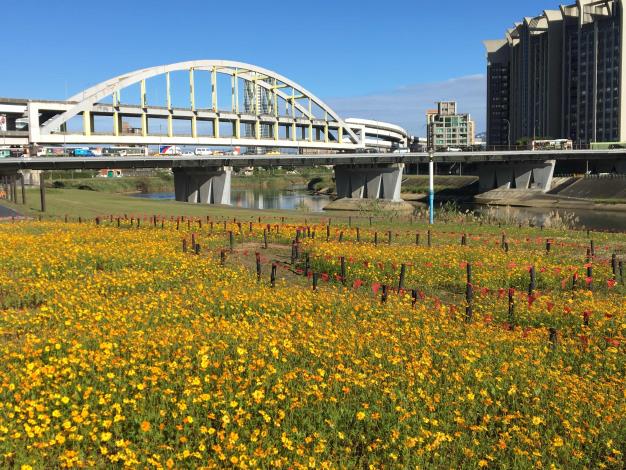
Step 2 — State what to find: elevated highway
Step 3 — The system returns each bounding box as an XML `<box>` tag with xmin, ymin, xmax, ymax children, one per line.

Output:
<box><xmin>1</xmin><ymin>149</ymin><xmax>624</xmax><ymax>206</ymax></box>
<box><xmin>0</xmin><ymin>149</ymin><xmax>624</xmax><ymax>171</ymax></box>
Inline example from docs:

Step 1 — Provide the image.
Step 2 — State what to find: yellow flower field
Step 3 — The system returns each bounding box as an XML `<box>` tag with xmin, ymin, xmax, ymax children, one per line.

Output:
<box><xmin>0</xmin><ymin>218</ymin><xmax>624</xmax><ymax>468</ymax></box>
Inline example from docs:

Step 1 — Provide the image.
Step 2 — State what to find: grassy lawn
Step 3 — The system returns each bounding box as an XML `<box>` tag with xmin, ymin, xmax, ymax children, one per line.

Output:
<box><xmin>0</xmin><ymin>187</ymin><xmax>365</xmax><ymax>223</ymax></box>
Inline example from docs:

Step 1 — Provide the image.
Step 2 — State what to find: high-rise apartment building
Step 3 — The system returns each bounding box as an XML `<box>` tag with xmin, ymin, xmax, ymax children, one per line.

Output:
<box><xmin>426</xmin><ymin>101</ymin><xmax>475</xmax><ymax>149</ymax></box>
<box><xmin>485</xmin><ymin>0</ymin><xmax>626</xmax><ymax>147</ymax></box>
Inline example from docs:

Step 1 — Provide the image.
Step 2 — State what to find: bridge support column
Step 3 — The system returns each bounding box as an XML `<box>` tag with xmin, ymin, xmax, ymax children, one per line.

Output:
<box><xmin>173</xmin><ymin>167</ymin><xmax>232</xmax><ymax>205</ymax></box>
<box><xmin>334</xmin><ymin>164</ymin><xmax>404</xmax><ymax>201</ymax></box>
<box><xmin>477</xmin><ymin>160</ymin><xmax>556</xmax><ymax>193</ymax></box>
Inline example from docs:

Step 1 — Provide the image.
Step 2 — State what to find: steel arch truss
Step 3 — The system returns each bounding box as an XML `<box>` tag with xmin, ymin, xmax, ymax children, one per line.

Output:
<box><xmin>37</xmin><ymin>60</ymin><xmax>362</xmax><ymax>148</ymax></box>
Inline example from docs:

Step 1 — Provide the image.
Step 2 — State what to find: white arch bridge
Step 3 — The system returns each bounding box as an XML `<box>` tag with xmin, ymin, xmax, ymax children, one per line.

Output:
<box><xmin>1</xmin><ymin>60</ymin><xmax>409</xmax><ymax>151</ymax></box>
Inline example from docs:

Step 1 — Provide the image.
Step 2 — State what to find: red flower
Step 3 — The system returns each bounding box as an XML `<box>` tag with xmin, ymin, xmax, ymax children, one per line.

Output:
<box><xmin>353</xmin><ymin>279</ymin><xmax>363</xmax><ymax>290</ymax></box>
<box><xmin>371</xmin><ymin>283</ymin><xmax>381</xmax><ymax>294</ymax></box>
<box><xmin>607</xmin><ymin>279</ymin><xmax>617</xmax><ymax>289</ymax></box>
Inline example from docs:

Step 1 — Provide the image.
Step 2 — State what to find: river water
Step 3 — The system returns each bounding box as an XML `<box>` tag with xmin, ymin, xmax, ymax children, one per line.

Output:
<box><xmin>134</xmin><ymin>189</ymin><xmax>626</xmax><ymax>232</ymax></box>
<box><xmin>134</xmin><ymin>188</ymin><xmax>332</xmax><ymax>213</ymax></box>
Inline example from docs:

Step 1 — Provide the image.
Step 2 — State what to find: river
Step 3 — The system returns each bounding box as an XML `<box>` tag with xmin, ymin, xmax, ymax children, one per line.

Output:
<box><xmin>134</xmin><ymin>188</ymin><xmax>332</xmax><ymax>213</ymax></box>
<box><xmin>134</xmin><ymin>188</ymin><xmax>626</xmax><ymax>232</ymax></box>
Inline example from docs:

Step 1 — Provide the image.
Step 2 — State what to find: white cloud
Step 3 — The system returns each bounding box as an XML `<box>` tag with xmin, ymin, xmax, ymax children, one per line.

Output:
<box><xmin>326</xmin><ymin>75</ymin><xmax>486</xmax><ymax>137</ymax></box>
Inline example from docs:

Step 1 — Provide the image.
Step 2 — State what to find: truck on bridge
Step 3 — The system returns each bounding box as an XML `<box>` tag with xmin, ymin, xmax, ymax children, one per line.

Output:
<box><xmin>158</xmin><ymin>145</ymin><xmax>182</xmax><ymax>156</ymax></box>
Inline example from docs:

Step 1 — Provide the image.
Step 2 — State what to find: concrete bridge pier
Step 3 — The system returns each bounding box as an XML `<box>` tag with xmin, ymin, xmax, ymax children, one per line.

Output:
<box><xmin>173</xmin><ymin>167</ymin><xmax>232</xmax><ymax>204</ymax></box>
<box><xmin>334</xmin><ymin>163</ymin><xmax>404</xmax><ymax>201</ymax></box>
<box><xmin>476</xmin><ymin>160</ymin><xmax>556</xmax><ymax>193</ymax></box>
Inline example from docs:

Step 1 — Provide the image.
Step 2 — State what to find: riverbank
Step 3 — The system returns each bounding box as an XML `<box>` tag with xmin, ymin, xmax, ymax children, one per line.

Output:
<box><xmin>475</xmin><ymin>190</ymin><xmax>626</xmax><ymax>213</ymax></box>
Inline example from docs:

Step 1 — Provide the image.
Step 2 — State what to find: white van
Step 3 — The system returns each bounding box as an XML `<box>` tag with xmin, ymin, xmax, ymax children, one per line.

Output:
<box><xmin>195</xmin><ymin>148</ymin><xmax>213</xmax><ymax>156</ymax></box>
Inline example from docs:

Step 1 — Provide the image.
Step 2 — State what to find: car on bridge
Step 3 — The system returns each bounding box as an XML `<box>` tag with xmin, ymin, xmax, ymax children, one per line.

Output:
<box><xmin>71</xmin><ymin>148</ymin><xmax>95</xmax><ymax>157</ymax></box>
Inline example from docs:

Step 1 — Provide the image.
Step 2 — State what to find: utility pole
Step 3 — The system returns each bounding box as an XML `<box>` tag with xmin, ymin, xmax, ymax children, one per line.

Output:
<box><xmin>21</xmin><ymin>173</ymin><xmax>26</xmax><ymax>205</ymax></box>
<box><xmin>40</xmin><ymin>173</ymin><xmax>46</xmax><ymax>213</ymax></box>
<box><xmin>428</xmin><ymin>146</ymin><xmax>435</xmax><ymax>225</ymax></box>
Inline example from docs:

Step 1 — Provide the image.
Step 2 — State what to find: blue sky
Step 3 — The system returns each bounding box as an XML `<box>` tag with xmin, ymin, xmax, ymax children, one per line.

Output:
<box><xmin>1</xmin><ymin>0</ymin><xmax>562</xmax><ymax>135</ymax></box>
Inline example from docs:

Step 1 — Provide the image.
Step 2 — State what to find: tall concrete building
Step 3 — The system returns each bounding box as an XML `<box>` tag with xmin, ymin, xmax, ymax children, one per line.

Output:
<box><xmin>426</xmin><ymin>101</ymin><xmax>475</xmax><ymax>150</ymax></box>
<box><xmin>485</xmin><ymin>0</ymin><xmax>626</xmax><ymax>147</ymax></box>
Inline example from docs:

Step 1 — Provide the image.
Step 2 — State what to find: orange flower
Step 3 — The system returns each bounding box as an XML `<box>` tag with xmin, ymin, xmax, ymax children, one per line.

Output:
<box><xmin>140</xmin><ymin>421</ymin><xmax>151</xmax><ymax>432</ymax></box>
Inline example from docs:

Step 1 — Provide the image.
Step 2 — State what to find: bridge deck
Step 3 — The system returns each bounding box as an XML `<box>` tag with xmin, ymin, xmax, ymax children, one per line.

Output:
<box><xmin>0</xmin><ymin>150</ymin><xmax>624</xmax><ymax>171</ymax></box>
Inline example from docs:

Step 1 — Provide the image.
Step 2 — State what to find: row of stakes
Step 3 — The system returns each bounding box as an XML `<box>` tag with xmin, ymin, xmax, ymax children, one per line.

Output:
<box><xmin>79</xmin><ymin>214</ymin><xmax>619</xmax><ymax>260</ymax></box>
<box><xmin>179</xmin><ymin>224</ymin><xmax>625</xmax><ymax>291</ymax></box>
<box><xmin>175</xmin><ymin>226</ymin><xmax>621</xmax><ymax>349</ymax></box>
<box><xmin>96</xmin><ymin>215</ymin><xmax>626</xmax><ymax>282</ymax></box>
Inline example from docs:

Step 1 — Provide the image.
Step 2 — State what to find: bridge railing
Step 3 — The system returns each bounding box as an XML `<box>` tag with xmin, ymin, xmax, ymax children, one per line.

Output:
<box><xmin>426</xmin><ymin>143</ymin><xmax>596</xmax><ymax>152</ymax></box>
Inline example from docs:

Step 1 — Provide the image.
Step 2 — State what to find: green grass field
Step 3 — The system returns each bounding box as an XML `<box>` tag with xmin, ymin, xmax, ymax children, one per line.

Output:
<box><xmin>0</xmin><ymin>187</ymin><xmax>362</xmax><ymax>224</ymax></box>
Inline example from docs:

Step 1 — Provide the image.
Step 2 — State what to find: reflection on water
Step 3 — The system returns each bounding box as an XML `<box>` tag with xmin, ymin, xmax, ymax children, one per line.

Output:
<box><xmin>231</xmin><ymin>188</ymin><xmax>330</xmax><ymax>212</ymax></box>
<box><xmin>134</xmin><ymin>188</ymin><xmax>331</xmax><ymax>212</ymax></box>
<box><xmin>467</xmin><ymin>205</ymin><xmax>626</xmax><ymax>232</ymax></box>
